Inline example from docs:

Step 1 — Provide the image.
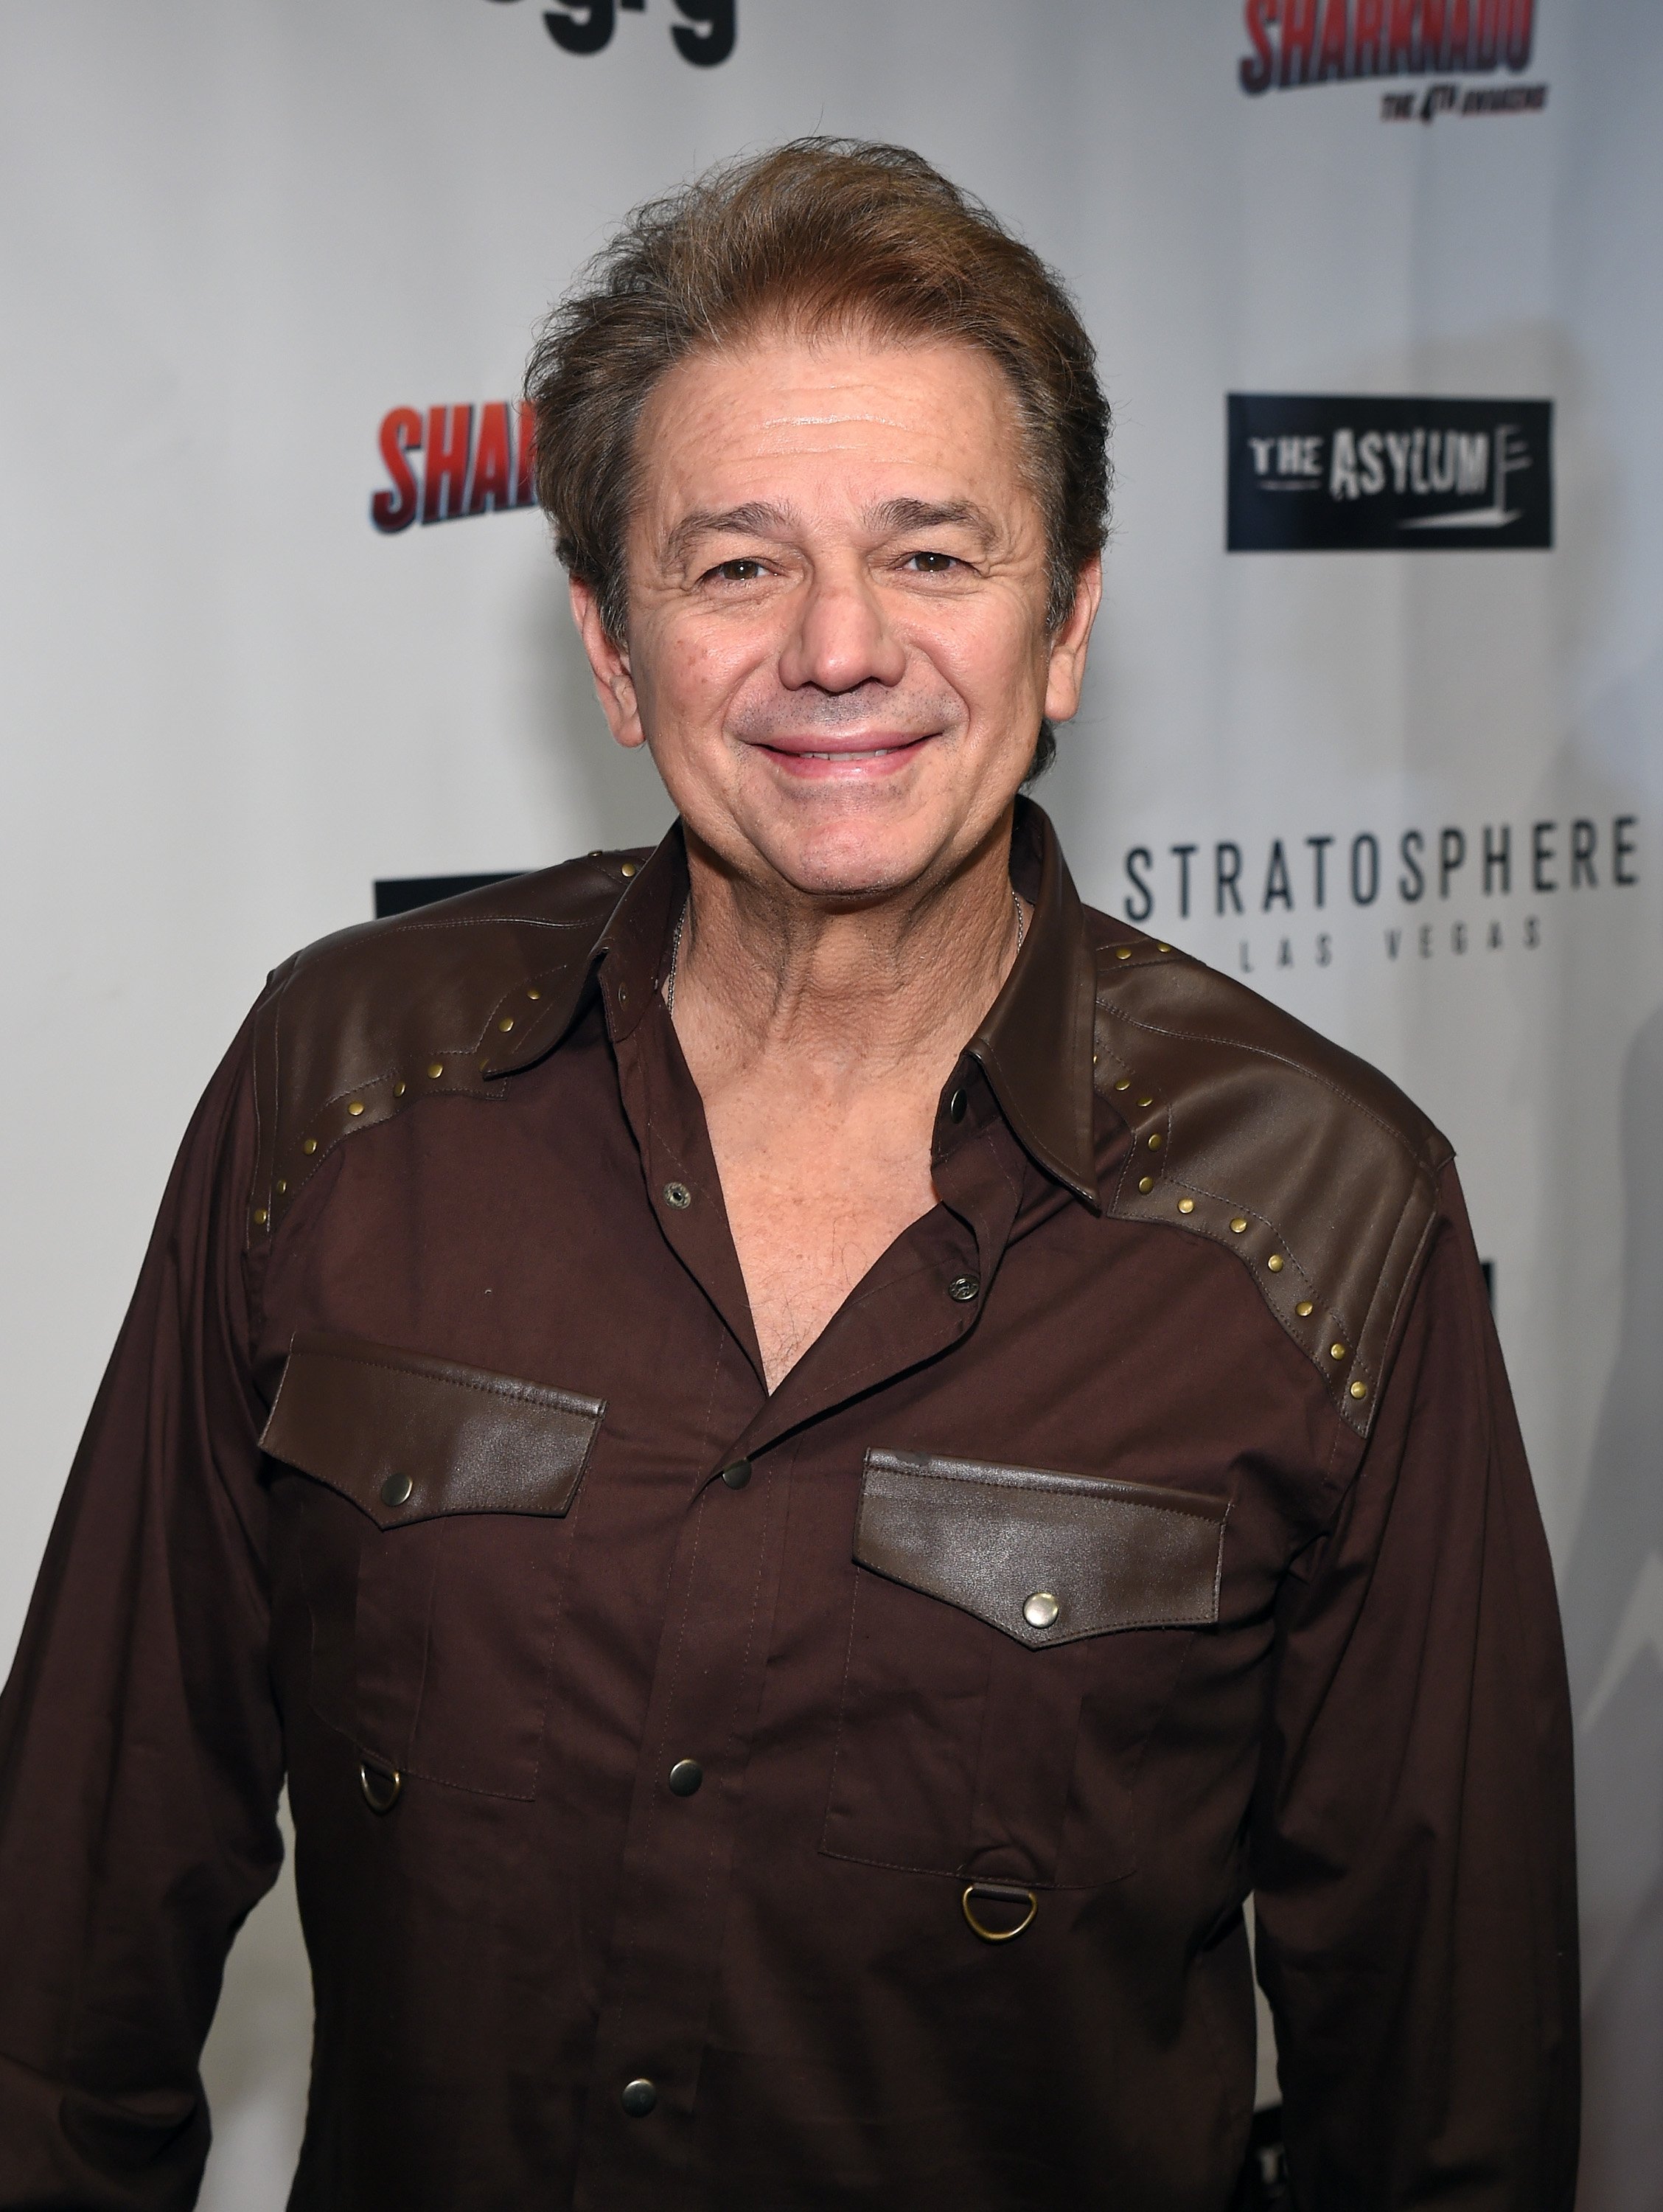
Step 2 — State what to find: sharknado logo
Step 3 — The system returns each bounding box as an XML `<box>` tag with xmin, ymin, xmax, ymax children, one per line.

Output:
<box><xmin>1118</xmin><ymin>813</ymin><xmax>1639</xmax><ymax>975</ymax></box>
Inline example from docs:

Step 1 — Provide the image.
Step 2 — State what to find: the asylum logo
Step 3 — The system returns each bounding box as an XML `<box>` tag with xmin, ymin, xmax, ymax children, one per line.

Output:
<box><xmin>1227</xmin><ymin>394</ymin><xmax>1552</xmax><ymax>552</ymax></box>
<box><xmin>1239</xmin><ymin>0</ymin><xmax>1535</xmax><ymax>92</ymax></box>
<box><xmin>369</xmin><ymin>400</ymin><xmax>537</xmax><ymax>533</ymax></box>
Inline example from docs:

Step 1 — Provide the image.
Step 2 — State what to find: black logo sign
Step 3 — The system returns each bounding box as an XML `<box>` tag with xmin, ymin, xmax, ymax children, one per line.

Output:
<box><xmin>1227</xmin><ymin>394</ymin><xmax>1552</xmax><ymax>552</ymax></box>
<box><xmin>486</xmin><ymin>0</ymin><xmax>735</xmax><ymax>68</ymax></box>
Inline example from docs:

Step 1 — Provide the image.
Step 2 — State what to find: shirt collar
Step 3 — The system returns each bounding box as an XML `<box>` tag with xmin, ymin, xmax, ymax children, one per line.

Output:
<box><xmin>967</xmin><ymin>797</ymin><xmax>1102</xmax><ymax>1210</ymax></box>
<box><xmin>551</xmin><ymin>797</ymin><xmax>1102</xmax><ymax>1210</ymax></box>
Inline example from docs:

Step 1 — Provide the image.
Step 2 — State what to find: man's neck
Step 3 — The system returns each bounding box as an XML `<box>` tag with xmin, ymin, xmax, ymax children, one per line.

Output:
<box><xmin>668</xmin><ymin>812</ymin><xmax>1025</xmax><ymax>1091</ymax></box>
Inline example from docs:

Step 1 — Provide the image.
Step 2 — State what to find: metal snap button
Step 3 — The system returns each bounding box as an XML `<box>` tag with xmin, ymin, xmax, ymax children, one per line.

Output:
<box><xmin>947</xmin><ymin>1274</ymin><xmax>980</xmax><ymax>1303</ymax></box>
<box><xmin>663</xmin><ymin>1181</ymin><xmax>692</xmax><ymax>1209</ymax></box>
<box><xmin>358</xmin><ymin>1760</ymin><xmax>402</xmax><ymax>1814</ymax></box>
<box><xmin>380</xmin><ymin>1472</ymin><xmax>413</xmax><ymax>1509</ymax></box>
<box><xmin>621</xmin><ymin>2078</ymin><xmax>657</xmax><ymax>2118</ymax></box>
<box><xmin>961</xmin><ymin>1882</ymin><xmax>1038</xmax><ymax>1943</ymax></box>
<box><xmin>1022</xmin><ymin>1590</ymin><xmax>1060</xmax><ymax>1631</ymax></box>
<box><xmin>719</xmin><ymin>1459</ymin><xmax>752</xmax><ymax>1490</ymax></box>
<box><xmin>947</xmin><ymin>1088</ymin><xmax>967</xmax><ymax>1123</ymax></box>
<box><xmin>668</xmin><ymin>1759</ymin><xmax>704</xmax><ymax>1798</ymax></box>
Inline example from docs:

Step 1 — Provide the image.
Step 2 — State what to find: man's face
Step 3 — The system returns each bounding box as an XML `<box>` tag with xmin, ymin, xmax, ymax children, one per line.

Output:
<box><xmin>571</xmin><ymin>331</ymin><xmax>1100</xmax><ymax>901</ymax></box>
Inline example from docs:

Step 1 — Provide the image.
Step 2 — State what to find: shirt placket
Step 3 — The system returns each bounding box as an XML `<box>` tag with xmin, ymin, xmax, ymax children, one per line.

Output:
<box><xmin>571</xmin><ymin>1009</ymin><xmax>1028</xmax><ymax>2203</ymax></box>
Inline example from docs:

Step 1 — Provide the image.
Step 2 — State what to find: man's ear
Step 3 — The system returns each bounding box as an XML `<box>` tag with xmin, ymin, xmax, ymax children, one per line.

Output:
<box><xmin>1042</xmin><ymin>555</ymin><xmax>1104</xmax><ymax>725</ymax></box>
<box><xmin>569</xmin><ymin>577</ymin><xmax>646</xmax><ymax>751</ymax></box>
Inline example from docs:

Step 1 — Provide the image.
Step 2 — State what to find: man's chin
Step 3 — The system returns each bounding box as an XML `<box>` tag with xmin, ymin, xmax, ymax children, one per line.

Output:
<box><xmin>738</xmin><ymin>814</ymin><xmax>946</xmax><ymax>905</ymax></box>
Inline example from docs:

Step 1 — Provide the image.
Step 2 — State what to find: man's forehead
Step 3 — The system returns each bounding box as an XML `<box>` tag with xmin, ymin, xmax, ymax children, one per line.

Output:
<box><xmin>633</xmin><ymin>335</ymin><xmax>1031</xmax><ymax>531</ymax></box>
<box><xmin>645</xmin><ymin>335</ymin><xmax>1013</xmax><ymax>444</ymax></box>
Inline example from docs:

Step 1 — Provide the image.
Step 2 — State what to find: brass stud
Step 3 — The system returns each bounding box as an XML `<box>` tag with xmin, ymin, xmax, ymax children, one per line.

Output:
<box><xmin>1138</xmin><ymin>1094</ymin><xmax>1154</xmax><ymax>1107</ymax></box>
<box><xmin>1266</xmin><ymin>1254</ymin><xmax>1284</xmax><ymax>1273</ymax></box>
<box><xmin>1330</xmin><ymin>1343</ymin><xmax>1347</xmax><ymax>1361</ymax></box>
<box><xmin>1136</xmin><ymin>1174</ymin><xmax>1153</xmax><ymax>1192</ymax></box>
<box><xmin>1157</xmin><ymin>942</ymin><xmax>1172</xmax><ymax>953</ymax></box>
<box><xmin>1350</xmin><ymin>1380</ymin><xmax>1368</xmax><ymax>1400</ymax></box>
<box><xmin>620</xmin><ymin>860</ymin><xmax>638</xmax><ymax>877</ymax></box>
<box><xmin>428</xmin><ymin>1062</ymin><xmax>444</xmax><ymax>1079</ymax></box>
<box><xmin>275</xmin><ymin>1178</ymin><xmax>286</xmax><ymax>1195</ymax></box>
<box><xmin>348</xmin><ymin>1101</ymin><xmax>365</xmax><ymax>1117</ymax></box>
<box><xmin>1230</xmin><ymin>1217</ymin><xmax>1247</xmax><ymax>1234</ymax></box>
<box><xmin>1177</xmin><ymin>1197</ymin><xmax>1195</xmax><ymax>1215</ymax></box>
<box><xmin>1295</xmin><ymin>1300</ymin><xmax>1314</xmax><ymax>1318</ymax></box>
<box><xmin>252</xmin><ymin>1207</ymin><xmax>268</xmax><ymax>1226</ymax></box>
<box><xmin>1147</xmin><ymin>1133</ymin><xmax>1162</xmax><ymax>1151</ymax></box>
<box><xmin>1092</xmin><ymin>1053</ymin><xmax>1098</xmax><ymax>1066</ymax></box>
<box><xmin>1116</xmin><ymin>946</ymin><xmax>1132</xmax><ymax>961</ymax></box>
<box><xmin>1115</xmin><ymin>1078</ymin><xmax>1130</xmax><ymax>1093</ymax></box>
<box><xmin>526</xmin><ymin>987</ymin><xmax>541</xmax><ymax>1001</ymax></box>
<box><xmin>498</xmin><ymin>1016</ymin><xmax>515</xmax><ymax>1033</ymax></box>
<box><xmin>302</xmin><ymin>1137</ymin><xmax>318</xmax><ymax>1155</ymax></box>
<box><xmin>393</xmin><ymin>1081</ymin><xmax>405</xmax><ymax>1098</ymax></box>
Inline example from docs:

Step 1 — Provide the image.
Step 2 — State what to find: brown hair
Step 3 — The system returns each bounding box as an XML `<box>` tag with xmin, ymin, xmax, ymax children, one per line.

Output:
<box><xmin>524</xmin><ymin>137</ymin><xmax>1110</xmax><ymax>776</ymax></box>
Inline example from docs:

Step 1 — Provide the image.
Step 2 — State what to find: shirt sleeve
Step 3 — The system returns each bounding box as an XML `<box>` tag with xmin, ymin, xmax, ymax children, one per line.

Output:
<box><xmin>1250</xmin><ymin>1163</ymin><xmax>1580</xmax><ymax>2211</ymax></box>
<box><xmin>0</xmin><ymin>1006</ymin><xmax>284</xmax><ymax>2211</ymax></box>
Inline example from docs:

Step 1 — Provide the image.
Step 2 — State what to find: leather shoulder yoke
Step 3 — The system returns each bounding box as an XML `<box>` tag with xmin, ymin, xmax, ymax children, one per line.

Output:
<box><xmin>248</xmin><ymin>853</ymin><xmax>643</xmax><ymax>1242</ymax></box>
<box><xmin>1088</xmin><ymin>923</ymin><xmax>1453</xmax><ymax>1438</ymax></box>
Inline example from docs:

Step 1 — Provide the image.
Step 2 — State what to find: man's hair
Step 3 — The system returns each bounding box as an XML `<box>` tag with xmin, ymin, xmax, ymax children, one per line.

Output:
<box><xmin>524</xmin><ymin>136</ymin><xmax>1110</xmax><ymax>779</ymax></box>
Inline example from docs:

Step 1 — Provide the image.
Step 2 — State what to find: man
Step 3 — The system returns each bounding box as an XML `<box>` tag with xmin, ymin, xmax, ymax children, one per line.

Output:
<box><xmin>0</xmin><ymin>139</ymin><xmax>1577</xmax><ymax>2210</ymax></box>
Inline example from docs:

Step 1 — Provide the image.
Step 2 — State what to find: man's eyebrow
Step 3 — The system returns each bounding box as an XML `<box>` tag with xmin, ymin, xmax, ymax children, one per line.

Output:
<box><xmin>660</xmin><ymin>496</ymin><xmax>1002</xmax><ymax>570</ymax></box>
<box><xmin>863</xmin><ymin>498</ymin><xmax>999</xmax><ymax>541</ymax></box>
<box><xmin>660</xmin><ymin>503</ymin><xmax>795</xmax><ymax>568</ymax></box>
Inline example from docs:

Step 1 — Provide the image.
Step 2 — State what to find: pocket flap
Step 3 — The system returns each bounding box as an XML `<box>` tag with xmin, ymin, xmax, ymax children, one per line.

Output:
<box><xmin>855</xmin><ymin>1450</ymin><xmax>1226</xmax><ymax>1647</ymax></box>
<box><xmin>261</xmin><ymin>1332</ymin><xmax>605</xmax><ymax>1528</ymax></box>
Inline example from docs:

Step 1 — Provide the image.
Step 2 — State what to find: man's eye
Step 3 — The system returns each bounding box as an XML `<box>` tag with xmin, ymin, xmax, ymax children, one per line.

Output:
<box><xmin>904</xmin><ymin>552</ymin><xmax>961</xmax><ymax>574</ymax></box>
<box><xmin>708</xmin><ymin>557</ymin><xmax>767</xmax><ymax>582</ymax></box>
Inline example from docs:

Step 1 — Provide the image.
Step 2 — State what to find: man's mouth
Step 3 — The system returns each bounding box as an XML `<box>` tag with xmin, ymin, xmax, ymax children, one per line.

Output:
<box><xmin>790</xmin><ymin>744</ymin><xmax>907</xmax><ymax>759</ymax></box>
<box><xmin>756</xmin><ymin>733</ymin><xmax>936</xmax><ymax>765</ymax></box>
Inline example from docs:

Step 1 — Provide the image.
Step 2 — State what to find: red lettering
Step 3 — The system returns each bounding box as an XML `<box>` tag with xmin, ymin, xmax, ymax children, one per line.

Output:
<box><xmin>1353</xmin><ymin>0</ymin><xmax>1384</xmax><ymax>73</ymax></box>
<box><xmin>1505</xmin><ymin>0</ymin><xmax>1533</xmax><ymax>68</ymax></box>
<box><xmin>467</xmin><ymin>401</ymin><xmax>515</xmax><ymax>515</ymax></box>
<box><xmin>422</xmin><ymin>403</ymin><xmax>473</xmax><ymax>524</ymax></box>
<box><xmin>1420</xmin><ymin>0</ymin><xmax>1448</xmax><ymax>69</ymax></box>
<box><xmin>370</xmin><ymin>406</ymin><xmax>422</xmax><ymax>535</ymax></box>
<box><xmin>1386</xmin><ymin>0</ymin><xmax>1417</xmax><ymax>71</ymax></box>
<box><xmin>1317</xmin><ymin>0</ymin><xmax>1350</xmax><ymax>79</ymax></box>
<box><xmin>1446</xmin><ymin>0</ymin><xmax>1470</xmax><ymax>65</ymax></box>
<box><xmin>1239</xmin><ymin>0</ymin><xmax>1278</xmax><ymax>93</ymax></box>
<box><xmin>1279</xmin><ymin>0</ymin><xmax>1320</xmax><ymax>83</ymax></box>
<box><xmin>1472</xmin><ymin>0</ymin><xmax>1501</xmax><ymax>66</ymax></box>
<box><xmin>515</xmin><ymin>401</ymin><xmax>539</xmax><ymax>507</ymax></box>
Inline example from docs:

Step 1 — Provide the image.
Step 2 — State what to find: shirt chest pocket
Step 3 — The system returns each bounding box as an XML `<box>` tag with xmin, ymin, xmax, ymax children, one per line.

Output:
<box><xmin>262</xmin><ymin>1332</ymin><xmax>604</xmax><ymax>1801</ymax></box>
<box><xmin>821</xmin><ymin>1450</ymin><xmax>1227</xmax><ymax>1889</ymax></box>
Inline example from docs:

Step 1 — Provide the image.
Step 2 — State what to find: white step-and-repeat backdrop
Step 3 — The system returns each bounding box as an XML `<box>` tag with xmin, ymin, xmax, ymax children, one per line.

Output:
<box><xmin>3</xmin><ymin>2</ymin><xmax>1659</xmax><ymax>2202</ymax></box>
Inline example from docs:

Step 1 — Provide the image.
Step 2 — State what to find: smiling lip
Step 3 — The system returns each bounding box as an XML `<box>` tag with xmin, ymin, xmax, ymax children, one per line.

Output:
<box><xmin>753</xmin><ymin>732</ymin><xmax>936</xmax><ymax>773</ymax></box>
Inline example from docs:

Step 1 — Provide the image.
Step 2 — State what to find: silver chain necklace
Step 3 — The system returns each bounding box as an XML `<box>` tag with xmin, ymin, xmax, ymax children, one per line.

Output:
<box><xmin>664</xmin><ymin>887</ymin><xmax>1024</xmax><ymax>1015</ymax></box>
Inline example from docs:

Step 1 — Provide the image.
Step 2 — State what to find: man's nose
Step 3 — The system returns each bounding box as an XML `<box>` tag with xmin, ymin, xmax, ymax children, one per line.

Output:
<box><xmin>776</xmin><ymin>566</ymin><xmax>907</xmax><ymax>693</ymax></box>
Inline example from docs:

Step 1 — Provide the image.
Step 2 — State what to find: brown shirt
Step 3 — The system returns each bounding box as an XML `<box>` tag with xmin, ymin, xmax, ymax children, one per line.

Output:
<box><xmin>0</xmin><ymin>803</ymin><xmax>1577</xmax><ymax>2211</ymax></box>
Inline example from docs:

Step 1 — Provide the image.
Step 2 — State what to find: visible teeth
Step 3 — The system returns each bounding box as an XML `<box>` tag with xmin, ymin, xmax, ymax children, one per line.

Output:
<box><xmin>800</xmin><ymin>747</ymin><xmax>893</xmax><ymax>759</ymax></box>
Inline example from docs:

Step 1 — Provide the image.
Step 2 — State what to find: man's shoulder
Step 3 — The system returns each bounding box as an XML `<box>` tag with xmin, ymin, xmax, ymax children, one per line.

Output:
<box><xmin>247</xmin><ymin>850</ymin><xmax>646</xmax><ymax>1242</ymax></box>
<box><xmin>1084</xmin><ymin>905</ymin><xmax>1454</xmax><ymax>1436</ymax></box>
<box><xmin>279</xmin><ymin>851</ymin><xmax>644</xmax><ymax>987</ymax></box>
